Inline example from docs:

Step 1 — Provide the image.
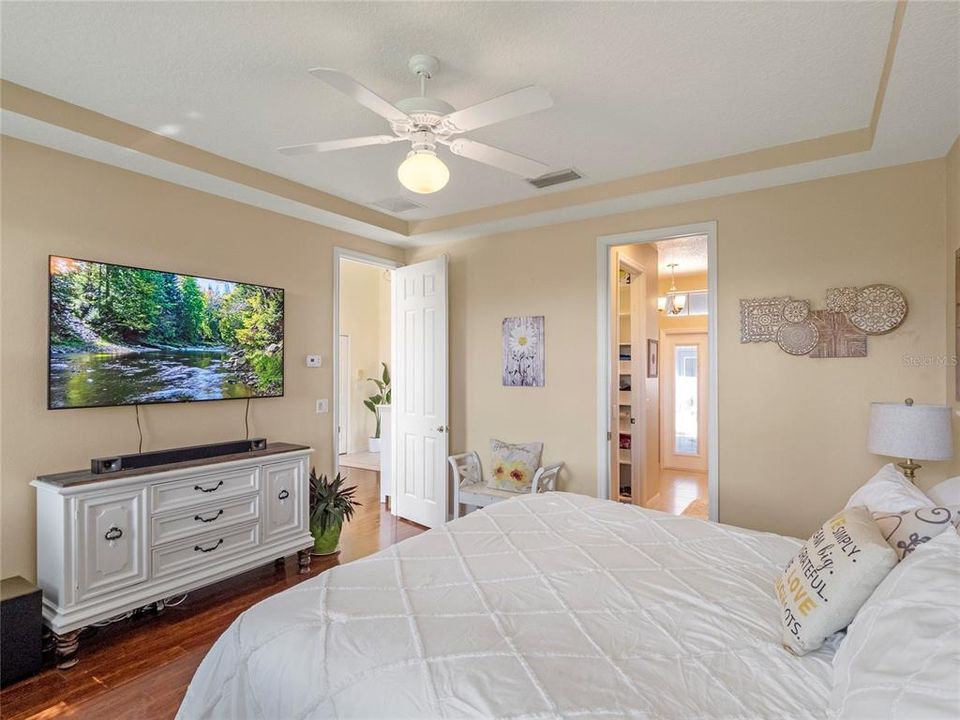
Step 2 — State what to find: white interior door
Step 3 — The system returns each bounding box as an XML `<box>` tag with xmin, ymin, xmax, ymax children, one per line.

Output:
<box><xmin>338</xmin><ymin>335</ymin><xmax>350</xmax><ymax>455</ymax></box>
<box><xmin>393</xmin><ymin>255</ymin><xmax>448</xmax><ymax>528</ymax></box>
<box><xmin>661</xmin><ymin>332</ymin><xmax>708</xmax><ymax>472</ymax></box>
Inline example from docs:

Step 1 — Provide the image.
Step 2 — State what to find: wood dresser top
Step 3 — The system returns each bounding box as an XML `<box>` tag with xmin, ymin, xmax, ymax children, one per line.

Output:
<box><xmin>36</xmin><ymin>442</ymin><xmax>312</xmax><ymax>488</ymax></box>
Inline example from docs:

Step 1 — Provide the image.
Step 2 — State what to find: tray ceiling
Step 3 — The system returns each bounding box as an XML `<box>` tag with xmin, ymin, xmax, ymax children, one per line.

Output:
<box><xmin>1</xmin><ymin>1</ymin><xmax>956</xmax><ymax>244</ymax></box>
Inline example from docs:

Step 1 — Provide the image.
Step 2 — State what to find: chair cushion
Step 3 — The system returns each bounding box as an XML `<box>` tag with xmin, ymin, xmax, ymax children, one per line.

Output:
<box><xmin>487</xmin><ymin>438</ymin><xmax>543</xmax><ymax>493</ymax></box>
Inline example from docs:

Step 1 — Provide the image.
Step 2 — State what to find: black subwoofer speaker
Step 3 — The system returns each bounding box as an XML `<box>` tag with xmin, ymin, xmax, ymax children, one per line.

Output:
<box><xmin>1</xmin><ymin>576</ymin><xmax>42</xmax><ymax>686</ymax></box>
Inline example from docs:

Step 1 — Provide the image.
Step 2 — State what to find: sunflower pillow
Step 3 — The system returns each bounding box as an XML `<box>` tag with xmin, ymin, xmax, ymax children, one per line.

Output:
<box><xmin>487</xmin><ymin>439</ymin><xmax>543</xmax><ymax>493</ymax></box>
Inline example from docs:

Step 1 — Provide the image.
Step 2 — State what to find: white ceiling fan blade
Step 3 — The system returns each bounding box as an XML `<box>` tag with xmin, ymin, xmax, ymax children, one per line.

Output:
<box><xmin>278</xmin><ymin>135</ymin><xmax>401</xmax><ymax>155</ymax></box>
<box><xmin>308</xmin><ymin>67</ymin><xmax>411</xmax><ymax>124</ymax></box>
<box><xmin>445</xmin><ymin>138</ymin><xmax>550</xmax><ymax>178</ymax></box>
<box><xmin>441</xmin><ymin>86</ymin><xmax>553</xmax><ymax>133</ymax></box>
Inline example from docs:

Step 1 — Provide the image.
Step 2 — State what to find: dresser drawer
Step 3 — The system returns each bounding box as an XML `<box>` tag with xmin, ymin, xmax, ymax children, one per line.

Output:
<box><xmin>151</xmin><ymin>467</ymin><xmax>259</xmax><ymax>514</ymax></box>
<box><xmin>151</xmin><ymin>494</ymin><xmax>259</xmax><ymax>547</ymax></box>
<box><xmin>151</xmin><ymin>523</ymin><xmax>259</xmax><ymax>579</ymax></box>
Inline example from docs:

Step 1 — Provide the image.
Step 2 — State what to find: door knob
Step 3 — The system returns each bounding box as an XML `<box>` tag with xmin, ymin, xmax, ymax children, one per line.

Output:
<box><xmin>436</xmin><ymin>425</ymin><xmax>449</xmax><ymax>433</ymax></box>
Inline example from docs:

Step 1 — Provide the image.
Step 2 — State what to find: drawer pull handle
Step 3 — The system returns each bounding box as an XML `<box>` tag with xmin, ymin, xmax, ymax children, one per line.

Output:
<box><xmin>104</xmin><ymin>526</ymin><xmax>123</xmax><ymax>541</ymax></box>
<box><xmin>194</xmin><ymin>480</ymin><xmax>224</xmax><ymax>493</ymax></box>
<box><xmin>194</xmin><ymin>539</ymin><xmax>224</xmax><ymax>553</ymax></box>
<box><xmin>277</xmin><ymin>489</ymin><xmax>290</xmax><ymax>501</ymax></box>
<box><xmin>194</xmin><ymin>509</ymin><xmax>224</xmax><ymax>523</ymax></box>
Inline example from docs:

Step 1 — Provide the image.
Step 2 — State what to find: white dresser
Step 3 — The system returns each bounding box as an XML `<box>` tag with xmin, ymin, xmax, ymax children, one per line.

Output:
<box><xmin>32</xmin><ymin>443</ymin><xmax>313</xmax><ymax>668</ymax></box>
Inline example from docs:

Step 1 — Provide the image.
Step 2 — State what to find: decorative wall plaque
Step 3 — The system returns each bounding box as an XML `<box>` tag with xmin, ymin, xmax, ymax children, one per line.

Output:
<box><xmin>848</xmin><ymin>284</ymin><xmax>908</xmax><ymax>335</ymax></box>
<box><xmin>502</xmin><ymin>316</ymin><xmax>544</xmax><ymax>387</ymax></box>
<box><xmin>826</xmin><ymin>287</ymin><xmax>858</xmax><ymax>313</ymax></box>
<box><xmin>808</xmin><ymin>311</ymin><xmax>867</xmax><ymax>358</ymax></box>
<box><xmin>783</xmin><ymin>299</ymin><xmax>810</xmax><ymax>323</ymax></box>
<box><xmin>777</xmin><ymin>320</ymin><xmax>820</xmax><ymax>356</ymax></box>
<box><xmin>739</xmin><ymin>297</ymin><xmax>788</xmax><ymax>343</ymax></box>
<box><xmin>739</xmin><ymin>283</ymin><xmax>906</xmax><ymax>359</ymax></box>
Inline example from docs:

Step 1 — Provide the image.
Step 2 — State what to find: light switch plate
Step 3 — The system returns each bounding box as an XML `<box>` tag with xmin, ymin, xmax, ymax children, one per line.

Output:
<box><xmin>316</xmin><ymin>399</ymin><xmax>329</xmax><ymax>414</ymax></box>
<box><xmin>306</xmin><ymin>354</ymin><xmax>321</xmax><ymax>367</ymax></box>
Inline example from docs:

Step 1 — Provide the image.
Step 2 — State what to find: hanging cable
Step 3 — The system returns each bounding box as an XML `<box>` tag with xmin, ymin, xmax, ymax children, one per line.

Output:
<box><xmin>135</xmin><ymin>403</ymin><xmax>143</xmax><ymax>453</ymax></box>
<box><xmin>245</xmin><ymin>397</ymin><xmax>251</xmax><ymax>440</ymax></box>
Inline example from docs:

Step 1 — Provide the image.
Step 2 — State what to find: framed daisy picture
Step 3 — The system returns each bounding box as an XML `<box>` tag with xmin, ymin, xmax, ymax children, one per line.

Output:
<box><xmin>502</xmin><ymin>316</ymin><xmax>545</xmax><ymax>387</ymax></box>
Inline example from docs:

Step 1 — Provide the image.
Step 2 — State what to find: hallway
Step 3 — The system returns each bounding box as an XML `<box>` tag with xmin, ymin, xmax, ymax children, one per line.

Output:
<box><xmin>647</xmin><ymin>469</ymin><xmax>708</xmax><ymax>519</ymax></box>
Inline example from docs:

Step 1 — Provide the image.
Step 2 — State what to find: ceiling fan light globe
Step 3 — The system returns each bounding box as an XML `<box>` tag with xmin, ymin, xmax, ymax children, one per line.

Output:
<box><xmin>398</xmin><ymin>150</ymin><xmax>449</xmax><ymax>194</ymax></box>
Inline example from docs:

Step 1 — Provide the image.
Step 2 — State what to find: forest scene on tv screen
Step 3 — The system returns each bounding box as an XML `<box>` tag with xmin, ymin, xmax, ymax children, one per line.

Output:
<box><xmin>49</xmin><ymin>256</ymin><xmax>284</xmax><ymax>408</ymax></box>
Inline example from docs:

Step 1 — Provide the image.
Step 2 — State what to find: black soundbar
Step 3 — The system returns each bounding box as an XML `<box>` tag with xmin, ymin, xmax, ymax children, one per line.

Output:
<box><xmin>91</xmin><ymin>438</ymin><xmax>267</xmax><ymax>474</ymax></box>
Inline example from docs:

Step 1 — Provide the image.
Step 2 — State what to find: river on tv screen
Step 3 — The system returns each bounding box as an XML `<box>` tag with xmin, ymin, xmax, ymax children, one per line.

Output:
<box><xmin>48</xmin><ymin>257</ymin><xmax>283</xmax><ymax>408</ymax></box>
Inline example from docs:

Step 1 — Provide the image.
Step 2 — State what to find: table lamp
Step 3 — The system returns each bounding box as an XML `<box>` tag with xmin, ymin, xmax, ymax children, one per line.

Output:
<box><xmin>867</xmin><ymin>398</ymin><xmax>954</xmax><ymax>482</ymax></box>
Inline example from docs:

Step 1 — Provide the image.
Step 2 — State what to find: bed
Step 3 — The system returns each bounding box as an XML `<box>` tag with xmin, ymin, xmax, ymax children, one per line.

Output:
<box><xmin>177</xmin><ymin>492</ymin><xmax>838</xmax><ymax>719</ymax></box>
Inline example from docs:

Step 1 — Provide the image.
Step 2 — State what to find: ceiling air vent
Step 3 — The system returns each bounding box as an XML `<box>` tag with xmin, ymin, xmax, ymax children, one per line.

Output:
<box><xmin>527</xmin><ymin>168</ymin><xmax>583</xmax><ymax>190</ymax></box>
<box><xmin>370</xmin><ymin>197</ymin><xmax>425</xmax><ymax>214</ymax></box>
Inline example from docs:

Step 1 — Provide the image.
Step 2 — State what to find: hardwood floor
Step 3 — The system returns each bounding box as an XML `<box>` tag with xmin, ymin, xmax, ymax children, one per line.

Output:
<box><xmin>0</xmin><ymin>470</ymin><xmax>424</xmax><ymax>720</ymax></box>
<box><xmin>645</xmin><ymin>469</ymin><xmax>708</xmax><ymax>519</ymax></box>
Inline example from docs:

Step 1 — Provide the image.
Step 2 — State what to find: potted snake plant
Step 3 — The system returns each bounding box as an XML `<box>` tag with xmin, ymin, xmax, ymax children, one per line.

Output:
<box><xmin>308</xmin><ymin>469</ymin><xmax>360</xmax><ymax>555</ymax></box>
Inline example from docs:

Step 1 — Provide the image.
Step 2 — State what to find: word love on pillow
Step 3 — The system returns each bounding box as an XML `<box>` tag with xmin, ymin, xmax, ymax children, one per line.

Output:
<box><xmin>775</xmin><ymin>506</ymin><xmax>897</xmax><ymax>655</ymax></box>
<box><xmin>872</xmin><ymin>506</ymin><xmax>960</xmax><ymax>560</ymax></box>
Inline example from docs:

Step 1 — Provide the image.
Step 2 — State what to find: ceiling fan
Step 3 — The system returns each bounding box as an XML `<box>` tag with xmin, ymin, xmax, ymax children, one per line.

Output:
<box><xmin>278</xmin><ymin>54</ymin><xmax>554</xmax><ymax>194</ymax></box>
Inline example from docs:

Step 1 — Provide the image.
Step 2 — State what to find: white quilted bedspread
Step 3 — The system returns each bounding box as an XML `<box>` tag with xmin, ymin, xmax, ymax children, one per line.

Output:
<box><xmin>177</xmin><ymin>492</ymin><xmax>837</xmax><ymax>719</ymax></box>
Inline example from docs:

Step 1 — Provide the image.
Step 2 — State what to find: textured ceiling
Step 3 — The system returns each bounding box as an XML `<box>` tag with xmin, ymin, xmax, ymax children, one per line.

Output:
<box><xmin>657</xmin><ymin>235</ymin><xmax>708</xmax><ymax>276</ymax></box>
<box><xmin>0</xmin><ymin>1</ymin><xmax>899</xmax><ymax>220</ymax></box>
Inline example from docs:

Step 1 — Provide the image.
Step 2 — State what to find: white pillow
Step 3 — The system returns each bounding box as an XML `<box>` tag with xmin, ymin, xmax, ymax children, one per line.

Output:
<box><xmin>829</xmin><ymin>529</ymin><xmax>960</xmax><ymax>720</ymax></box>
<box><xmin>927</xmin><ymin>475</ymin><xmax>960</xmax><ymax>506</ymax></box>
<box><xmin>775</xmin><ymin>506</ymin><xmax>898</xmax><ymax>655</ymax></box>
<box><xmin>845</xmin><ymin>464</ymin><xmax>934</xmax><ymax>513</ymax></box>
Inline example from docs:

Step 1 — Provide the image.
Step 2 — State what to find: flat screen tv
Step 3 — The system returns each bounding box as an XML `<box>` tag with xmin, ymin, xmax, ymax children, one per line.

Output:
<box><xmin>49</xmin><ymin>256</ymin><xmax>284</xmax><ymax>409</ymax></box>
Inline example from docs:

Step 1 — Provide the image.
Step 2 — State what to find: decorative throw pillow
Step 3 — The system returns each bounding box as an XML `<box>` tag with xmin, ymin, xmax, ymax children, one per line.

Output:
<box><xmin>871</xmin><ymin>506</ymin><xmax>960</xmax><ymax>560</ymax></box>
<box><xmin>845</xmin><ymin>463</ymin><xmax>934</xmax><ymax>514</ymax></box>
<box><xmin>774</xmin><ymin>506</ymin><xmax>898</xmax><ymax>656</ymax></box>
<box><xmin>487</xmin><ymin>439</ymin><xmax>542</xmax><ymax>493</ymax></box>
<box><xmin>829</xmin><ymin>530</ymin><xmax>960</xmax><ymax>720</ymax></box>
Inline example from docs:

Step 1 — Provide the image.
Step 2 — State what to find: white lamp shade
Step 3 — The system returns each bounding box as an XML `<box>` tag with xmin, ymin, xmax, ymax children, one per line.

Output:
<box><xmin>867</xmin><ymin>402</ymin><xmax>954</xmax><ymax>461</ymax></box>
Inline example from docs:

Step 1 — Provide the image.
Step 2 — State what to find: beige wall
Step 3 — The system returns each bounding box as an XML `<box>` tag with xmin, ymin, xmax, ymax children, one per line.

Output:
<box><xmin>945</xmin><ymin>136</ymin><xmax>960</xmax><ymax>476</ymax></box>
<box><xmin>338</xmin><ymin>260</ymin><xmax>389</xmax><ymax>453</ymax></box>
<box><xmin>378</xmin><ymin>270</ymin><xmax>392</xmax><ymax>386</ymax></box>
<box><xmin>0</xmin><ymin>138</ymin><xmax>404</xmax><ymax>581</ymax></box>
<box><xmin>409</xmin><ymin>159</ymin><xmax>948</xmax><ymax>539</ymax></box>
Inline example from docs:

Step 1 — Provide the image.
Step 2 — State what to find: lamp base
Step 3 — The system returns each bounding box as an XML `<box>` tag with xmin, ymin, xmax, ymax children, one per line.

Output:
<box><xmin>897</xmin><ymin>458</ymin><xmax>921</xmax><ymax>484</ymax></box>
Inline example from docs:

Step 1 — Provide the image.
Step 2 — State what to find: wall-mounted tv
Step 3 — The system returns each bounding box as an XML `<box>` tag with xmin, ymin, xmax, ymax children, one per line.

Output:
<box><xmin>49</xmin><ymin>256</ymin><xmax>284</xmax><ymax>409</ymax></box>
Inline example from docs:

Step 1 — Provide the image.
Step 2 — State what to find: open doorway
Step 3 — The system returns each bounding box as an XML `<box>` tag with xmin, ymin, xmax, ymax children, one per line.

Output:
<box><xmin>653</xmin><ymin>237</ymin><xmax>710</xmax><ymax>518</ymax></box>
<box><xmin>334</xmin><ymin>250</ymin><xmax>449</xmax><ymax>532</ymax></box>
<box><xmin>334</xmin><ymin>250</ymin><xmax>398</xmax><ymax>510</ymax></box>
<box><xmin>597</xmin><ymin>223</ymin><xmax>717</xmax><ymax>521</ymax></box>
